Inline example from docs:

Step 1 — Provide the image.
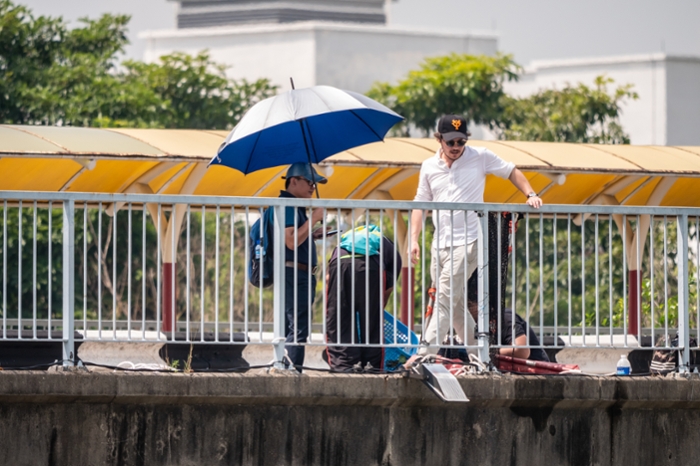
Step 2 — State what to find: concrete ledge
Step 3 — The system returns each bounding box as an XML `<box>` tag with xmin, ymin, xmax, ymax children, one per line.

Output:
<box><xmin>1</xmin><ymin>371</ymin><xmax>699</xmax><ymax>409</ymax></box>
<box><xmin>2</xmin><ymin>371</ymin><xmax>700</xmax><ymax>465</ymax></box>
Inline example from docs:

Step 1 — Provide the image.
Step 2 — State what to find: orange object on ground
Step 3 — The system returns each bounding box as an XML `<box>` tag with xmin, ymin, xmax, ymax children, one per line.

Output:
<box><xmin>425</xmin><ymin>286</ymin><xmax>436</xmax><ymax>319</ymax></box>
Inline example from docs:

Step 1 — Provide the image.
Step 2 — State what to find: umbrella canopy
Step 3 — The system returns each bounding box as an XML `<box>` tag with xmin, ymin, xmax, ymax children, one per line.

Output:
<box><xmin>210</xmin><ymin>85</ymin><xmax>403</xmax><ymax>174</ymax></box>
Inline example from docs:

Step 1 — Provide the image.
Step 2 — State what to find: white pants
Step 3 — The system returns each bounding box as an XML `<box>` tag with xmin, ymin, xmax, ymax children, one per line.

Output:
<box><xmin>418</xmin><ymin>241</ymin><xmax>478</xmax><ymax>355</ymax></box>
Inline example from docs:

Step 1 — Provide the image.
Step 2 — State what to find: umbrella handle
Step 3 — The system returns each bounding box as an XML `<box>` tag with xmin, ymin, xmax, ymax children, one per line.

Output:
<box><xmin>296</xmin><ymin>118</ymin><xmax>322</xmax><ymax>199</ymax></box>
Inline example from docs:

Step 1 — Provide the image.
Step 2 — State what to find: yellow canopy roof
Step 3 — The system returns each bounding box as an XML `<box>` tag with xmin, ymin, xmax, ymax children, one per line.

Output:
<box><xmin>2</xmin><ymin>124</ymin><xmax>700</xmax><ymax>207</ymax></box>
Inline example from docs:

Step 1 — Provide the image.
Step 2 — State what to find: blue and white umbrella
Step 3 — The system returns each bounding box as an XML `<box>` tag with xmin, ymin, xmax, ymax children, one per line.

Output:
<box><xmin>210</xmin><ymin>85</ymin><xmax>403</xmax><ymax>175</ymax></box>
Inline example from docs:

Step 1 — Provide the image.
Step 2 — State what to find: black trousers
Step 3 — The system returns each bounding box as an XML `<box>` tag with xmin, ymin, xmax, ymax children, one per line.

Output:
<box><xmin>325</xmin><ymin>255</ymin><xmax>383</xmax><ymax>371</ymax></box>
<box><xmin>284</xmin><ymin>268</ymin><xmax>315</xmax><ymax>370</ymax></box>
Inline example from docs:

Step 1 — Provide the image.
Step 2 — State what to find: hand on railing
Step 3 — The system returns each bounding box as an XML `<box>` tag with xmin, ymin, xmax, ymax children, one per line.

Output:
<box><xmin>526</xmin><ymin>194</ymin><xmax>543</xmax><ymax>209</ymax></box>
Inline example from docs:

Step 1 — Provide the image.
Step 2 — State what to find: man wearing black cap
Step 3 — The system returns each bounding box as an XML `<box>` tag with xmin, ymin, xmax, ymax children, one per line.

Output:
<box><xmin>409</xmin><ymin>114</ymin><xmax>542</xmax><ymax>357</ymax></box>
<box><xmin>279</xmin><ymin>162</ymin><xmax>328</xmax><ymax>370</ymax></box>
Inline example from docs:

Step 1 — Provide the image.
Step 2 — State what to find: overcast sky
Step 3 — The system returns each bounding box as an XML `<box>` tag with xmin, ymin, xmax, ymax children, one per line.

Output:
<box><xmin>17</xmin><ymin>0</ymin><xmax>700</xmax><ymax>66</ymax></box>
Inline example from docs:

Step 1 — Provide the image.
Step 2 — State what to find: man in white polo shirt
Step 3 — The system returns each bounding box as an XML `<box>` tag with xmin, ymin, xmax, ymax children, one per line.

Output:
<box><xmin>409</xmin><ymin>114</ymin><xmax>542</xmax><ymax>356</ymax></box>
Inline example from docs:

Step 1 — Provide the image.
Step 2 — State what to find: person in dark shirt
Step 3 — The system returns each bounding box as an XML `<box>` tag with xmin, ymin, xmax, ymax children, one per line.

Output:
<box><xmin>467</xmin><ymin>300</ymin><xmax>549</xmax><ymax>362</ymax></box>
<box><xmin>325</xmin><ymin>231</ymin><xmax>402</xmax><ymax>372</ymax></box>
<box><xmin>279</xmin><ymin>163</ymin><xmax>328</xmax><ymax>371</ymax></box>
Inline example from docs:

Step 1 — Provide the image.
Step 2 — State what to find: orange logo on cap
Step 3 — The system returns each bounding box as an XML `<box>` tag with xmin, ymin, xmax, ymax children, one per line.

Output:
<box><xmin>452</xmin><ymin>119</ymin><xmax>462</xmax><ymax>130</ymax></box>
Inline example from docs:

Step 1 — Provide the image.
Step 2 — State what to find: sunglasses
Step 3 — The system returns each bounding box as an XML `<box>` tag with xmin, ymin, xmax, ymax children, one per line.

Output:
<box><xmin>294</xmin><ymin>177</ymin><xmax>316</xmax><ymax>186</ymax></box>
<box><xmin>445</xmin><ymin>138</ymin><xmax>467</xmax><ymax>147</ymax></box>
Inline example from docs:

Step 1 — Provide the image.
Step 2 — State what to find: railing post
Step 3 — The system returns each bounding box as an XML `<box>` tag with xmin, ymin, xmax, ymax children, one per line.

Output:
<box><xmin>677</xmin><ymin>214</ymin><xmax>690</xmax><ymax>373</ymax></box>
<box><xmin>477</xmin><ymin>210</ymin><xmax>491</xmax><ymax>366</ymax></box>
<box><xmin>62</xmin><ymin>200</ymin><xmax>75</xmax><ymax>368</ymax></box>
<box><xmin>272</xmin><ymin>204</ymin><xmax>287</xmax><ymax>369</ymax></box>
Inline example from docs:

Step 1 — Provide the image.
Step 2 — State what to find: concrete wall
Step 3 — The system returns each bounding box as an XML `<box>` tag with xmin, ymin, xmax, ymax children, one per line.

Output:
<box><xmin>141</xmin><ymin>23</ymin><xmax>497</xmax><ymax>92</ymax></box>
<box><xmin>504</xmin><ymin>54</ymin><xmax>671</xmax><ymax>145</ymax></box>
<box><xmin>314</xmin><ymin>28</ymin><xmax>498</xmax><ymax>93</ymax></box>
<box><xmin>505</xmin><ymin>54</ymin><xmax>700</xmax><ymax>146</ymax></box>
<box><xmin>2</xmin><ymin>371</ymin><xmax>700</xmax><ymax>465</ymax></box>
<box><xmin>666</xmin><ymin>57</ymin><xmax>700</xmax><ymax>145</ymax></box>
<box><xmin>143</xmin><ymin>25</ymin><xmax>318</xmax><ymax>89</ymax></box>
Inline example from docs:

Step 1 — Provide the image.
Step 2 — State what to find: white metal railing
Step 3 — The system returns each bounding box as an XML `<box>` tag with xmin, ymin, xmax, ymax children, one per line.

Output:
<box><xmin>0</xmin><ymin>191</ymin><xmax>698</xmax><ymax>372</ymax></box>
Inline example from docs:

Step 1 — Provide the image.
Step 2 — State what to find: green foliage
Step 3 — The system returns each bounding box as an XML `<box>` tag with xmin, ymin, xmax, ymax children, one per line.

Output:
<box><xmin>0</xmin><ymin>203</ymin><xmax>167</xmax><ymax>325</ymax></box>
<box><xmin>114</xmin><ymin>52</ymin><xmax>276</xmax><ymax>129</ymax></box>
<box><xmin>0</xmin><ymin>204</ymin><xmax>63</xmax><ymax>318</ymax></box>
<box><xmin>367</xmin><ymin>53</ymin><xmax>636</xmax><ymax>143</ymax></box>
<box><xmin>502</xmin><ymin>76</ymin><xmax>638</xmax><ymax>143</ymax></box>
<box><xmin>508</xmin><ymin>215</ymin><xmax>625</xmax><ymax>331</ymax></box>
<box><xmin>367</xmin><ymin>53</ymin><xmax>520</xmax><ymax>136</ymax></box>
<box><xmin>503</xmin><ymin>214</ymin><xmax>698</xmax><ymax>336</ymax></box>
<box><xmin>0</xmin><ymin>0</ymin><xmax>61</xmax><ymax>122</ymax></box>
<box><xmin>589</xmin><ymin>223</ymin><xmax>698</xmax><ymax>332</ymax></box>
<box><xmin>0</xmin><ymin>0</ymin><xmax>277</xmax><ymax>129</ymax></box>
<box><xmin>0</xmin><ymin>0</ymin><xmax>130</xmax><ymax>125</ymax></box>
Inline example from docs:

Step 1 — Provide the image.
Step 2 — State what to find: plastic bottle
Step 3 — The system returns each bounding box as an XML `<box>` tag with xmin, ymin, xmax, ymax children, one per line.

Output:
<box><xmin>616</xmin><ymin>354</ymin><xmax>631</xmax><ymax>376</ymax></box>
<box><xmin>254</xmin><ymin>239</ymin><xmax>262</xmax><ymax>260</ymax></box>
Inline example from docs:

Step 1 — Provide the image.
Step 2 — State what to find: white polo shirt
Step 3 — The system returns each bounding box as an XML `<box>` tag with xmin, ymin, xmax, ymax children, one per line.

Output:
<box><xmin>414</xmin><ymin>146</ymin><xmax>515</xmax><ymax>248</ymax></box>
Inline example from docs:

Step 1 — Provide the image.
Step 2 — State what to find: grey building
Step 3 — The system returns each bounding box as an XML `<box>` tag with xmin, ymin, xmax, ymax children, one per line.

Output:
<box><xmin>175</xmin><ymin>0</ymin><xmax>389</xmax><ymax>28</ymax></box>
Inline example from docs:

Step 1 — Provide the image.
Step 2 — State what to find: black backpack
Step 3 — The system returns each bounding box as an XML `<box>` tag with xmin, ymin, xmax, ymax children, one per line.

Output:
<box><xmin>248</xmin><ymin>209</ymin><xmax>274</xmax><ymax>288</ymax></box>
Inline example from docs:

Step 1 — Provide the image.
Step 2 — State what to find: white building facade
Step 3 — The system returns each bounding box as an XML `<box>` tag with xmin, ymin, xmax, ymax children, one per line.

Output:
<box><xmin>141</xmin><ymin>0</ymin><xmax>496</xmax><ymax>93</ymax></box>
<box><xmin>505</xmin><ymin>54</ymin><xmax>700</xmax><ymax>146</ymax></box>
<box><xmin>142</xmin><ymin>22</ymin><xmax>497</xmax><ymax>93</ymax></box>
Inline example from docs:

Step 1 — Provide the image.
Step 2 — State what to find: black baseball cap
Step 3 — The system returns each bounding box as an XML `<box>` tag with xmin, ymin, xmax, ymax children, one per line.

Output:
<box><xmin>437</xmin><ymin>114</ymin><xmax>469</xmax><ymax>141</ymax></box>
<box><xmin>281</xmin><ymin>162</ymin><xmax>328</xmax><ymax>184</ymax></box>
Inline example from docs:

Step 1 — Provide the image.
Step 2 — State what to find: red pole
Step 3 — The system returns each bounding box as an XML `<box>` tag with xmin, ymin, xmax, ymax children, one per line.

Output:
<box><xmin>400</xmin><ymin>266</ymin><xmax>414</xmax><ymax>331</ymax></box>
<box><xmin>162</xmin><ymin>262</ymin><xmax>175</xmax><ymax>333</ymax></box>
<box><xmin>628</xmin><ymin>269</ymin><xmax>641</xmax><ymax>336</ymax></box>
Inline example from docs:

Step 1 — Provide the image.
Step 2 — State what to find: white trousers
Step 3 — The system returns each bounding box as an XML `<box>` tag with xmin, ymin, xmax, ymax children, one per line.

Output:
<box><xmin>418</xmin><ymin>241</ymin><xmax>478</xmax><ymax>355</ymax></box>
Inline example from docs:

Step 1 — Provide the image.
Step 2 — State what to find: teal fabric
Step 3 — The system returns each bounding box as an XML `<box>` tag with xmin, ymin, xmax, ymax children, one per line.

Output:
<box><xmin>339</xmin><ymin>224</ymin><xmax>382</xmax><ymax>256</ymax></box>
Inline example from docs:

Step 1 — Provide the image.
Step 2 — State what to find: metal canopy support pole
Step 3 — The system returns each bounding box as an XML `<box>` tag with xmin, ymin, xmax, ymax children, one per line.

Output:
<box><xmin>625</xmin><ymin>177</ymin><xmax>677</xmax><ymax>336</ymax></box>
<box><xmin>477</xmin><ymin>210</ymin><xmax>490</xmax><ymax>366</ymax></box>
<box><xmin>272</xmin><ymin>204</ymin><xmax>287</xmax><ymax>369</ymax></box>
<box><xmin>160</xmin><ymin>164</ymin><xmax>208</xmax><ymax>333</ymax></box>
<box><xmin>62</xmin><ymin>200</ymin><xmax>75</xmax><ymax>368</ymax></box>
<box><xmin>677</xmin><ymin>214</ymin><xmax>690</xmax><ymax>373</ymax></box>
<box><xmin>117</xmin><ymin>164</ymin><xmax>208</xmax><ymax>334</ymax></box>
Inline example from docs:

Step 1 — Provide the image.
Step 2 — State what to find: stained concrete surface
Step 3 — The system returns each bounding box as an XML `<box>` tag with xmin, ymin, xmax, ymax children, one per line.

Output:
<box><xmin>0</xmin><ymin>370</ymin><xmax>699</xmax><ymax>465</ymax></box>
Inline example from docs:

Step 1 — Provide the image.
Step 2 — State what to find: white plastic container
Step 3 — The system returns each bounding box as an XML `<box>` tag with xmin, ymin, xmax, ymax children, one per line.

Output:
<box><xmin>616</xmin><ymin>354</ymin><xmax>631</xmax><ymax>375</ymax></box>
